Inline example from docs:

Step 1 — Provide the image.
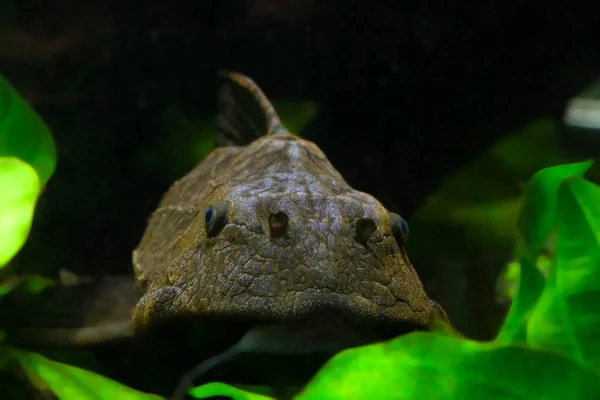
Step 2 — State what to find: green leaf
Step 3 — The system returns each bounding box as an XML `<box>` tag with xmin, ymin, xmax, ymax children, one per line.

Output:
<box><xmin>517</xmin><ymin>161</ymin><xmax>593</xmax><ymax>259</ymax></box>
<box><xmin>189</xmin><ymin>382</ymin><xmax>275</xmax><ymax>400</ymax></box>
<box><xmin>407</xmin><ymin>120</ymin><xmax>572</xmax><ymax>257</ymax></box>
<box><xmin>495</xmin><ymin>162</ymin><xmax>593</xmax><ymax>345</ymax></box>
<box><xmin>494</xmin><ymin>253</ymin><xmax>546</xmax><ymax>345</ymax></box>
<box><xmin>526</xmin><ymin>177</ymin><xmax>600</xmax><ymax>371</ymax></box>
<box><xmin>495</xmin><ymin>255</ymin><xmax>551</xmax><ymax>304</ymax></box>
<box><xmin>0</xmin><ymin>75</ymin><xmax>56</xmax><ymax>185</ymax></box>
<box><xmin>0</xmin><ymin>77</ymin><xmax>57</xmax><ymax>267</ymax></box>
<box><xmin>496</xmin><ymin>260</ymin><xmax>522</xmax><ymax>303</ymax></box>
<box><xmin>490</xmin><ymin>119</ymin><xmax>569</xmax><ymax>176</ymax></box>
<box><xmin>0</xmin><ymin>273</ymin><xmax>56</xmax><ymax>297</ymax></box>
<box><xmin>294</xmin><ymin>333</ymin><xmax>600</xmax><ymax>400</ymax></box>
<box><xmin>9</xmin><ymin>348</ymin><xmax>163</xmax><ymax>400</ymax></box>
<box><xmin>273</xmin><ymin>100</ymin><xmax>318</xmax><ymax>134</ymax></box>
<box><xmin>0</xmin><ymin>157</ymin><xmax>41</xmax><ymax>267</ymax></box>
<box><xmin>449</xmin><ymin>197</ymin><xmax>522</xmax><ymax>246</ymax></box>
<box><xmin>19</xmin><ymin>273</ymin><xmax>55</xmax><ymax>293</ymax></box>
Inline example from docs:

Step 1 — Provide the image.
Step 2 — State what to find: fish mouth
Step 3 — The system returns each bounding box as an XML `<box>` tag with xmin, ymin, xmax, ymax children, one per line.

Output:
<box><xmin>222</xmin><ymin>319</ymin><xmax>425</xmax><ymax>356</ymax></box>
<box><xmin>144</xmin><ymin>304</ymin><xmax>429</xmax><ymax>360</ymax></box>
<box><xmin>138</xmin><ymin>292</ymin><xmax>437</xmax><ymax>392</ymax></box>
<box><xmin>146</xmin><ymin>312</ymin><xmax>429</xmax><ymax>397</ymax></box>
<box><xmin>170</xmin><ymin>320</ymin><xmax>426</xmax><ymax>398</ymax></box>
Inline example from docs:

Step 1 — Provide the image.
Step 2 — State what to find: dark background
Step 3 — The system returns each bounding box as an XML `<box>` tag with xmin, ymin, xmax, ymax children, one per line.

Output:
<box><xmin>1</xmin><ymin>0</ymin><xmax>600</xmax><ymax>395</ymax></box>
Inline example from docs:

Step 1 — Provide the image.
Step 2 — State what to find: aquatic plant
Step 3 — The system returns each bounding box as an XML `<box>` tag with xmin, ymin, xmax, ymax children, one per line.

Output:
<box><xmin>0</xmin><ymin>75</ymin><xmax>55</xmax><ymax>268</ymax></box>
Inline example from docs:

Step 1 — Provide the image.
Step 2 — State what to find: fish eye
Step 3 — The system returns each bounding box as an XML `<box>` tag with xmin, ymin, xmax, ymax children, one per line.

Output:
<box><xmin>388</xmin><ymin>212</ymin><xmax>409</xmax><ymax>245</ymax></box>
<box><xmin>204</xmin><ymin>201</ymin><xmax>229</xmax><ymax>237</ymax></box>
<box><xmin>204</xmin><ymin>207</ymin><xmax>214</xmax><ymax>224</ymax></box>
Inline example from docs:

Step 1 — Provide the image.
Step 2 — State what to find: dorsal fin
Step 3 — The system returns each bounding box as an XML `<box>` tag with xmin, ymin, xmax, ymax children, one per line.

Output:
<box><xmin>216</xmin><ymin>71</ymin><xmax>285</xmax><ymax>147</ymax></box>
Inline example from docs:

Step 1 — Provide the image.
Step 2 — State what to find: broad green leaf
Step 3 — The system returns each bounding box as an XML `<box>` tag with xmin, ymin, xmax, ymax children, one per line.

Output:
<box><xmin>9</xmin><ymin>348</ymin><xmax>163</xmax><ymax>400</ymax></box>
<box><xmin>0</xmin><ymin>75</ymin><xmax>56</xmax><ymax>185</ymax></box>
<box><xmin>517</xmin><ymin>161</ymin><xmax>593</xmax><ymax>259</ymax></box>
<box><xmin>189</xmin><ymin>382</ymin><xmax>275</xmax><ymax>400</ymax></box>
<box><xmin>495</xmin><ymin>162</ymin><xmax>592</xmax><ymax>345</ymax></box>
<box><xmin>527</xmin><ymin>177</ymin><xmax>600</xmax><ymax>371</ymax></box>
<box><xmin>0</xmin><ymin>157</ymin><xmax>40</xmax><ymax>267</ymax></box>
<box><xmin>295</xmin><ymin>333</ymin><xmax>600</xmax><ymax>400</ymax></box>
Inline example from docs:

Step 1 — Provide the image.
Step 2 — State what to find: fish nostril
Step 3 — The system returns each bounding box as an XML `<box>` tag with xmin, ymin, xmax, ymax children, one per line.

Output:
<box><xmin>353</xmin><ymin>217</ymin><xmax>377</xmax><ymax>245</ymax></box>
<box><xmin>269</xmin><ymin>211</ymin><xmax>289</xmax><ymax>237</ymax></box>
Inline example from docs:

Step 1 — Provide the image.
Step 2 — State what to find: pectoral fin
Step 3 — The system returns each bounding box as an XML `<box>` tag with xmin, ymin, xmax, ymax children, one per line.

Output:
<box><xmin>1</xmin><ymin>274</ymin><xmax>139</xmax><ymax>347</ymax></box>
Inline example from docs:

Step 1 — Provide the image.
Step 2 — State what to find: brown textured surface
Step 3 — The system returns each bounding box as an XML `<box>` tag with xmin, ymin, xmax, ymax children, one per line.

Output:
<box><xmin>133</xmin><ymin>118</ymin><xmax>438</xmax><ymax>333</ymax></box>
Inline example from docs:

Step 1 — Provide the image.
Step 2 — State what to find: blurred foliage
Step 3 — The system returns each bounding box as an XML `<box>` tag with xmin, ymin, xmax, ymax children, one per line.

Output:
<box><xmin>0</xmin><ymin>75</ymin><xmax>56</xmax><ymax>185</ymax></box>
<box><xmin>528</xmin><ymin>171</ymin><xmax>600</xmax><ymax>369</ymax></box>
<box><xmin>0</xmin><ymin>75</ymin><xmax>56</xmax><ymax>268</ymax></box>
<box><xmin>6</xmin><ymin>348</ymin><xmax>163</xmax><ymax>400</ymax></box>
<box><xmin>494</xmin><ymin>160</ymin><xmax>595</xmax><ymax>306</ymax></box>
<box><xmin>294</xmin><ymin>338</ymin><xmax>599</xmax><ymax>400</ymax></box>
<box><xmin>189</xmin><ymin>383</ymin><xmax>275</xmax><ymax>400</ymax></box>
<box><xmin>495</xmin><ymin>161</ymin><xmax>593</xmax><ymax>345</ymax></box>
<box><xmin>0</xmin><ymin>157</ymin><xmax>40</xmax><ymax>268</ymax></box>
<box><xmin>407</xmin><ymin>119</ymin><xmax>573</xmax><ymax>256</ymax></box>
<box><xmin>495</xmin><ymin>255</ymin><xmax>551</xmax><ymax>305</ymax></box>
<box><xmin>0</xmin><ymin>273</ymin><xmax>55</xmax><ymax>297</ymax></box>
<box><xmin>136</xmin><ymin>100</ymin><xmax>318</xmax><ymax>179</ymax></box>
<box><xmin>517</xmin><ymin>161</ymin><xmax>593</xmax><ymax>259</ymax></box>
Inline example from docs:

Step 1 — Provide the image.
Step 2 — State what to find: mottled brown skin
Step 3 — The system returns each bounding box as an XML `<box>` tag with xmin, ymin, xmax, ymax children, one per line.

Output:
<box><xmin>132</xmin><ymin>73</ymin><xmax>444</xmax><ymax>337</ymax></box>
